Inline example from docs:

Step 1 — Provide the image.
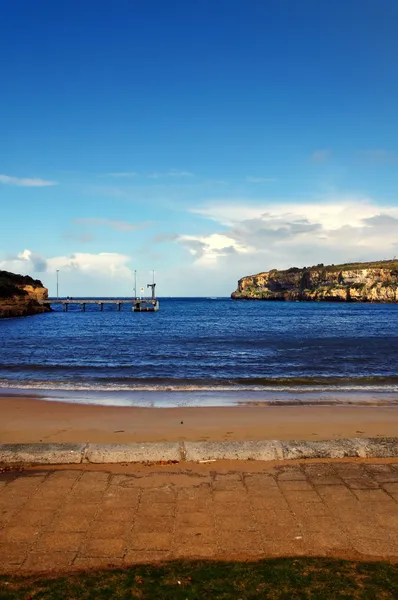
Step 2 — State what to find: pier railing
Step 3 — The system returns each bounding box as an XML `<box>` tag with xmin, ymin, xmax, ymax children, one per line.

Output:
<box><xmin>41</xmin><ymin>299</ymin><xmax>138</xmax><ymax>312</ymax></box>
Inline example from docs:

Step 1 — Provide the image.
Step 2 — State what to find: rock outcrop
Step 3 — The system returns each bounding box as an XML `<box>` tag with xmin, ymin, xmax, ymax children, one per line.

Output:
<box><xmin>0</xmin><ymin>271</ymin><xmax>52</xmax><ymax>318</ymax></box>
<box><xmin>231</xmin><ymin>260</ymin><xmax>398</xmax><ymax>303</ymax></box>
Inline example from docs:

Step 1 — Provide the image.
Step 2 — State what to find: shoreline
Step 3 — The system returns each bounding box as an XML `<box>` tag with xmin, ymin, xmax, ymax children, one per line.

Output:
<box><xmin>2</xmin><ymin>386</ymin><xmax>398</xmax><ymax>409</ymax></box>
<box><xmin>2</xmin><ymin>394</ymin><xmax>398</xmax><ymax>444</ymax></box>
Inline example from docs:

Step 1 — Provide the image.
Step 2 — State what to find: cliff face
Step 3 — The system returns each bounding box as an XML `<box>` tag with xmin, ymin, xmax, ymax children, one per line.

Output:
<box><xmin>231</xmin><ymin>261</ymin><xmax>398</xmax><ymax>303</ymax></box>
<box><xmin>0</xmin><ymin>271</ymin><xmax>52</xmax><ymax>318</ymax></box>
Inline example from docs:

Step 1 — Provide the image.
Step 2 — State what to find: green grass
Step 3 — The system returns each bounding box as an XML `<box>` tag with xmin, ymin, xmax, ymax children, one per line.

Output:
<box><xmin>252</xmin><ymin>260</ymin><xmax>398</xmax><ymax>279</ymax></box>
<box><xmin>2</xmin><ymin>558</ymin><xmax>398</xmax><ymax>599</ymax></box>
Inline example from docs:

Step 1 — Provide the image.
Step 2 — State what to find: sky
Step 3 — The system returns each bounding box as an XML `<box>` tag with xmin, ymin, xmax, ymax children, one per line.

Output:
<box><xmin>1</xmin><ymin>0</ymin><xmax>398</xmax><ymax>297</ymax></box>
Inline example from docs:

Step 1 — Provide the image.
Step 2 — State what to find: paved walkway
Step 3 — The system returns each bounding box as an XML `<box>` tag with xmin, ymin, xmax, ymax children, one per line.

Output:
<box><xmin>2</xmin><ymin>460</ymin><xmax>398</xmax><ymax>573</ymax></box>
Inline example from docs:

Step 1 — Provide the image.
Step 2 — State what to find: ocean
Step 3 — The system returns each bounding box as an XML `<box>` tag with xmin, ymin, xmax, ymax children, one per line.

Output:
<box><xmin>1</xmin><ymin>298</ymin><xmax>398</xmax><ymax>407</ymax></box>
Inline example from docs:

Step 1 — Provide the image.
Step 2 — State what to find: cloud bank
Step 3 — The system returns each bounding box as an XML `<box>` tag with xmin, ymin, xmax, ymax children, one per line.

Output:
<box><xmin>175</xmin><ymin>197</ymin><xmax>398</xmax><ymax>273</ymax></box>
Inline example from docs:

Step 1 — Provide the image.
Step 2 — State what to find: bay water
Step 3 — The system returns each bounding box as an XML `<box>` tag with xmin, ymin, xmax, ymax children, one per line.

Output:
<box><xmin>1</xmin><ymin>298</ymin><xmax>398</xmax><ymax>406</ymax></box>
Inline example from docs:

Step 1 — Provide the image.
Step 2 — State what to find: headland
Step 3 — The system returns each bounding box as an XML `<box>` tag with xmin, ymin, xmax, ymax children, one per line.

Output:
<box><xmin>0</xmin><ymin>270</ymin><xmax>51</xmax><ymax>318</ymax></box>
<box><xmin>232</xmin><ymin>259</ymin><xmax>398</xmax><ymax>302</ymax></box>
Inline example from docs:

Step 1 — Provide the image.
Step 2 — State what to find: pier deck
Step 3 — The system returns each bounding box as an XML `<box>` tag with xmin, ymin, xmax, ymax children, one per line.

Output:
<box><xmin>41</xmin><ymin>299</ymin><xmax>142</xmax><ymax>311</ymax></box>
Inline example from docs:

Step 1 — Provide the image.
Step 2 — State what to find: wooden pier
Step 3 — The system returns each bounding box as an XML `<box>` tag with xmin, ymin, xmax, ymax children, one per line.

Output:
<box><xmin>41</xmin><ymin>299</ymin><xmax>144</xmax><ymax>312</ymax></box>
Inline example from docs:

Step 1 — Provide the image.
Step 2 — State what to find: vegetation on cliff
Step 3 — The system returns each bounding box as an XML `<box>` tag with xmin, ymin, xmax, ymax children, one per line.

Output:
<box><xmin>0</xmin><ymin>270</ymin><xmax>51</xmax><ymax>317</ymax></box>
<box><xmin>232</xmin><ymin>260</ymin><xmax>398</xmax><ymax>303</ymax></box>
<box><xmin>0</xmin><ymin>270</ymin><xmax>44</xmax><ymax>299</ymax></box>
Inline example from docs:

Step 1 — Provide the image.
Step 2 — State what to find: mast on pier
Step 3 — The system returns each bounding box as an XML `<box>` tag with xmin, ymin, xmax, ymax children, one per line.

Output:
<box><xmin>147</xmin><ymin>270</ymin><xmax>156</xmax><ymax>300</ymax></box>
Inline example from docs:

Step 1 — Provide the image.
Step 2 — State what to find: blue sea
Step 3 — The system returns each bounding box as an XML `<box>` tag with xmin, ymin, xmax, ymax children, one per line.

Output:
<box><xmin>1</xmin><ymin>298</ymin><xmax>398</xmax><ymax>407</ymax></box>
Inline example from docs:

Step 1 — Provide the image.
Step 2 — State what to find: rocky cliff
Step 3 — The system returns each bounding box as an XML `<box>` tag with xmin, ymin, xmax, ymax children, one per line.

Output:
<box><xmin>0</xmin><ymin>270</ymin><xmax>52</xmax><ymax>318</ymax></box>
<box><xmin>231</xmin><ymin>260</ymin><xmax>398</xmax><ymax>303</ymax></box>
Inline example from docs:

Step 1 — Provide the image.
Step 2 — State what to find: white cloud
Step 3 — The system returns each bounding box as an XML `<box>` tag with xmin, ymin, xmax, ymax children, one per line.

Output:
<box><xmin>147</xmin><ymin>170</ymin><xmax>194</xmax><ymax>179</ymax></box>
<box><xmin>0</xmin><ymin>250</ymin><xmax>135</xmax><ymax>295</ymax></box>
<box><xmin>0</xmin><ymin>174</ymin><xmax>57</xmax><ymax>187</ymax></box>
<box><xmin>178</xmin><ymin>233</ymin><xmax>248</xmax><ymax>266</ymax></box>
<box><xmin>47</xmin><ymin>252</ymin><xmax>133</xmax><ymax>277</ymax></box>
<box><xmin>105</xmin><ymin>172</ymin><xmax>138</xmax><ymax>178</ymax></box>
<box><xmin>245</xmin><ymin>177</ymin><xmax>277</xmax><ymax>183</ymax></box>
<box><xmin>74</xmin><ymin>218</ymin><xmax>149</xmax><ymax>231</ymax></box>
<box><xmin>178</xmin><ymin>196</ymin><xmax>398</xmax><ymax>276</ymax></box>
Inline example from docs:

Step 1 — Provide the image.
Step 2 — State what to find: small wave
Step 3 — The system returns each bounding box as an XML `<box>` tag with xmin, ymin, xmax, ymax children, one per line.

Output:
<box><xmin>1</xmin><ymin>379</ymin><xmax>398</xmax><ymax>393</ymax></box>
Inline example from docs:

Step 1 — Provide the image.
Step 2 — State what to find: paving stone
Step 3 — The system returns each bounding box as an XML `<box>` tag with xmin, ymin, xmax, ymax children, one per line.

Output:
<box><xmin>7</xmin><ymin>509</ymin><xmax>54</xmax><ymax>528</ymax></box>
<box><xmin>22</xmin><ymin>551</ymin><xmax>76</xmax><ymax>572</ymax></box>
<box><xmin>61</xmin><ymin>502</ymin><xmax>100</xmax><ymax>516</ymax></box>
<box><xmin>177</xmin><ymin>485</ymin><xmax>212</xmax><ymax>501</ymax></box>
<box><xmin>96</xmin><ymin>507</ymin><xmax>135</xmax><ymax>522</ymax></box>
<box><xmin>291</xmin><ymin>502</ymin><xmax>330</xmax><ymax>518</ymax></box>
<box><xmin>176</xmin><ymin>526</ymin><xmax>216</xmax><ymax>545</ymax></box>
<box><xmin>310</xmin><ymin>475</ymin><xmax>343</xmax><ymax>486</ymax></box>
<box><xmin>276</xmin><ymin>468</ymin><xmax>306</xmax><ymax>481</ymax></box>
<box><xmin>351</xmin><ymin>537</ymin><xmax>398</xmax><ymax>557</ymax></box>
<box><xmin>212</xmin><ymin>474</ymin><xmax>244</xmax><ymax>491</ymax></box>
<box><xmin>81</xmin><ymin>538</ymin><xmax>127</xmax><ymax>558</ymax></box>
<box><xmin>124</xmin><ymin>550</ymin><xmax>171</xmax><ymax>564</ymax></box>
<box><xmin>215</xmin><ymin>513</ymin><xmax>257</xmax><ymax>531</ymax></box>
<box><xmin>304</xmin><ymin>531</ymin><xmax>351</xmax><ymax>552</ymax></box>
<box><xmin>22</xmin><ymin>497</ymin><xmax>64</xmax><ymax>512</ymax></box>
<box><xmin>173</xmin><ymin>543</ymin><xmax>217</xmax><ymax>558</ymax></box>
<box><xmin>344</xmin><ymin>477</ymin><xmax>380</xmax><ymax>489</ymax></box>
<box><xmin>261</xmin><ymin>538</ymin><xmax>307</xmax><ymax>557</ymax></box>
<box><xmin>175</xmin><ymin>512</ymin><xmax>213</xmax><ymax>529</ymax></box>
<box><xmin>254</xmin><ymin>510</ymin><xmax>299</xmax><ymax>529</ymax></box>
<box><xmin>47</xmin><ymin>470</ymin><xmax>81</xmax><ymax>481</ymax></box>
<box><xmin>299</xmin><ymin>516</ymin><xmax>344</xmax><ymax>534</ymax></box>
<box><xmin>380</xmin><ymin>483</ymin><xmax>398</xmax><ymax>494</ymax></box>
<box><xmin>371</xmin><ymin>473</ymin><xmax>398</xmax><ymax>483</ymax></box>
<box><xmin>219</xmin><ymin>530</ymin><xmax>263</xmax><ymax>555</ymax></box>
<box><xmin>141</xmin><ymin>489</ymin><xmax>175</xmax><ymax>503</ymax></box>
<box><xmin>0</xmin><ymin>507</ymin><xmax>17</xmax><ymax>527</ymax></box>
<box><xmin>36</xmin><ymin>532</ymin><xmax>85</xmax><ymax>552</ymax></box>
<box><xmin>352</xmin><ymin>489</ymin><xmax>396</xmax><ymax>503</ymax></box>
<box><xmin>0</xmin><ymin>543</ymin><xmax>29</xmax><ymax>571</ymax></box>
<box><xmin>130</xmin><ymin>532</ymin><xmax>172</xmax><ymax>551</ymax></box>
<box><xmin>102</xmin><ymin>487</ymin><xmax>140</xmax><ymax>507</ymax></box>
<box><xmin>213</xmin><ymin>490</ymin><xmax>247</xmax><ymax>503</ymax></box>
<box><xmin>244</xmin><ymin>473</ymin><xmax>278</xmax><ymax>489</ymax></box>
<box><xmin>176</xmin><ymin>500</ymin><xmax>212</xmax><ymax>514</ymax></box>
<box><xmin>48</xmin><ymin>513</ymin><xmax>93</xmax><ymax>532</ymax></box>
<box><xmin>2</xmin><ymin>525</ymin><xmax>42</xmax><ymax>544</ymax></box>
<box><xmin>213</xmin><ymin>501</ymin><xmax>252</xmax><ymax>516</ymax></box>
<box><xmin>260</xmin><ymin>523</ymin><xmax>302</xmax><ymax>540</ymax></box>
<box><xmin>278</xmin><ymin>480</ymin><xmax>314</xmax><ymax>492</ymax></box>
<box><xmin>89</xmin><ymin>520</ymin><xmax>132</xmax><ymax>538</ymax></box>
<box><xmin>4</xmin><ymin>460</ymin><xmax>398</xmax><ymax>574</ymax></box>
<box><xmin>133</xmin><ymin>515</ymin><xmax>174</xmax><ymax>533</ymax></box>
<box><xmin>137</xmin><ymin>502</ymin><xmax>175</xmax><ymax>518</ymax></box>
<box><xmin>73</xmin><ymin>557</ymin><xmax>125</xmax><ymax>570</ymax></box>
<box><xmin>282</xmin><ymin>491</ymin><xmax>323</xmax><ymax>504</ymax></box>
<box><xmin>250</xmin><ymin>495</ymin><xmax>290</xmax><ymax>510</ymax></box>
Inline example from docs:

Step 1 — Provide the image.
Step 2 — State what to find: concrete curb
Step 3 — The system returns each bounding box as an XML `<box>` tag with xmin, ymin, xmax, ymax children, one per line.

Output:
<box><xmin>0</xmin><ymin>438</ymin><xmax>398</xmax><ymax>465</ymax></box>
<box><xmin>83</xmin><ymin>443</ymin><xmax>181</xmax><ymax>464</ymax></box>
<box><xmin>0</xmin><ymin>443</ymin><xmax>85</xmax><ymax>465</ymax></box>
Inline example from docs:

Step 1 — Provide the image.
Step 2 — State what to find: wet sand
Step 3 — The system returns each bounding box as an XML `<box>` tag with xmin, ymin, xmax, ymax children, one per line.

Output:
<box><xmin>1</xmin><ymin>395</ymin><xmax>398</xmax><ymax>443</ymax></box>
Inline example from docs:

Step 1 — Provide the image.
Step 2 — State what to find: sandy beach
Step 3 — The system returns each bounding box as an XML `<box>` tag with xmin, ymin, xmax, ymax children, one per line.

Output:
<box><xmin>1</xmin><ymin>395</ymin><xmax>398</xmax><ymax>444</ymax></box>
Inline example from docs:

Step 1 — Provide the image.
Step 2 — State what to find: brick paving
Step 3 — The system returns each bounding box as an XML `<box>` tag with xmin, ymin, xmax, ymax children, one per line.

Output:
<box><xmin>2</xmin><ymin>460</ymin><xmax>398</xmax><ymax>573</ymax></box>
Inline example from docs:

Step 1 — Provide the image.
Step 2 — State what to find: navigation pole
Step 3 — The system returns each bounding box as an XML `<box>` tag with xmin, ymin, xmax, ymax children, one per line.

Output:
<box><xmin>147</xmin><ymin>270</ymin><xmax>156</xmax><ymax>300</ymax></box>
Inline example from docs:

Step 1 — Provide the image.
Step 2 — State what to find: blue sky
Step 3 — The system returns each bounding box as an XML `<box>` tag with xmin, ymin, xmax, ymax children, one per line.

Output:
<box><xmin>1</xmin><ymin>0</ymin><xmax>398</xmax><ymax>296</ymax></box>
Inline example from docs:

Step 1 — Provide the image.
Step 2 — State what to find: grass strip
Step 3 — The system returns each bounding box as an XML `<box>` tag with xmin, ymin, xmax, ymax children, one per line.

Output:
<box><xmin>2</xmin><ymin>557</ymin><xmax>398</xmax><ymax>599</ymax></box>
